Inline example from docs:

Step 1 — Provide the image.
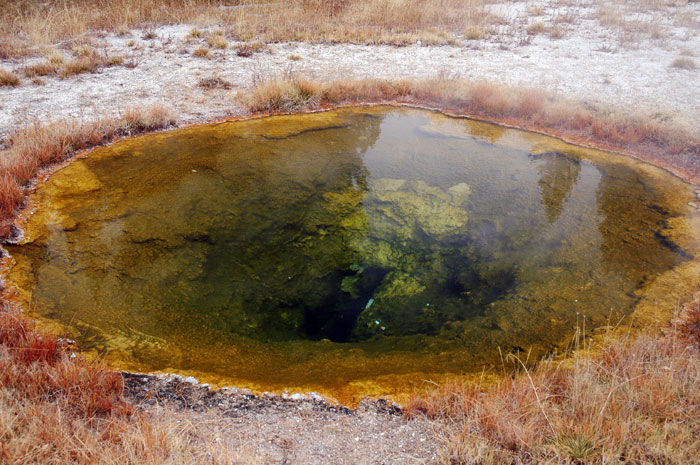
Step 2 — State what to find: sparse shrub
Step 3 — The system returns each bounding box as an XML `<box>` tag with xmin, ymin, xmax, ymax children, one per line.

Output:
<box><xmin>464</xmin><ymin>26</ymin><xmax>482</xmax><ymax>40</ymax></box>
<box><xmin>0</xmin><ymin>173</ymin><xmax>23</xmax><ymax>217</ymax></box>
<box><xmin>121</xmin><ymin>104</ymin><xmax>176</xmax><ymax>132</ymax></box>
<box><xmin>44</xmin><ymin>48</ymin><xmax>66</xmax><ymax>64</ymax></box>
<box><xmin>0</xmin><ymin>67</ymin><xmax>20</xmax><ymax>86</ymax></box>
<box><xmin>116</xmin><ymin>25</ymin><xmax>131</xmax><ymax>37</ymax></box>
<box><xmin>143</xmin><ymin>29</ymin><xmax>157</xmax><ymax>40</ymax></box>
<box><xmin>59</xmin><ymin>57</ymin><xmax>100</xmax><ymax>78</ymax></box>
<box><xmin>557</xmin><ymin>433</ymin><xmax>598</xmax><ymax>462</ymax></box>
<box><xmin>56</xmin><ymin>51</ymin><xmax>124</xmax><ymax>78</ymax></box>
<box><xmin>189</xmin><ymin>27</ymin><xmax>203</xmax><ymax>38</ymax></box>
<box><xmin>555</xmin><ymin>12</ymin><xmax>577</xmax><ymax>24</ymax></box>
<box><xmin>549</xmin><ymin>25</ymin><xmax>565</xmax><ymax>39</ymax></box>
<box><xmin>127</xmin><ymin>39</ymin><xmax>136</xmax><ymax>47</ymax></box>
<box><xmin>106</xmin><ymin>54</ymin><xmax>124</xmax><ymax>66</ymax></box>
<box><xmin>288</xmin><ymin>53</ymin><xmax>302</xmax><ymax>61</ymax></box>
<box><xmin>23</xmin><ymin>61</ymin><xmax>59</xmax><ymax>77</ymax></box>
<box><xmin>72</xmin><ymin>44</ymin><xmax>94</xmax><ymax>57</ymax></box>
<box><xmin>207</xmin><ymin>33</ymin><xmax>227</xmax><ymax>49</ymax></box>
<box><xmin>193</xmin><ymin>47</ymin><xmax>210</xmax><ymax>58</ymax></box>
<box><xmin>671</xmin><ymin>57</ymin><xmax>697</xmax><ymax>70</ymax></box>
<box><xmin>529</xmin><ymin>5</ymin><xmax>544</xmax><ymax>16</ymax></box>
<box><xmin>468</xmin><ymin>80</ymin><xmax>511</xmax><ymax>115</ymax></box>
<box><xmin>527</xmin><ymin>21</ymin><xmax>546</xmax><ymax>35</ymax></box>
<box><xmin>198</xmin><ymin>76</ymin><xmax>233</xmax><ymax>89</ymax></box>
<box><xmin>235</xmin><ymin>41</ymin><xmax>266</xmax><ymax>57</ymax></box>
<box><xmin>677</xmin><ymin>298</ymin><xmax>700</xmax><ymax>347</ymax></box>
<box><xmin>244</xmin><ymin>77</ymin><xmax>323</xmax><ymax>112</ymax></box>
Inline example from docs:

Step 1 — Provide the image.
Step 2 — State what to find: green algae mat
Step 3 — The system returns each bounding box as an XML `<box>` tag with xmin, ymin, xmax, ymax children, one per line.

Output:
<box><xmin>5</xmin><ymin>107</ymin><xmax>700</xmax><ymax>404</ymax></box>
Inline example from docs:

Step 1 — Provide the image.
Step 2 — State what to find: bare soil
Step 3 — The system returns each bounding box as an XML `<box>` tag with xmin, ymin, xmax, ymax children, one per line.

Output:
<box><xmin>122</xmin><ymin>372</ymin><xmax>442</xmax><ymax>464</ymax></box>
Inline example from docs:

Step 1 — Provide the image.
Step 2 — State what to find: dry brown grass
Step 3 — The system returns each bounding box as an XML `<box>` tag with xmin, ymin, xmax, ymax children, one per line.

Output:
<box><xmin>59</xmin><ymin>55</ymin><xmax>105</xmax><ymax>78</ymax></box>
<box><xmin>23</xmin><ymin>60</ymin><xmax>59</xmax><ymax>77</ymax></box>
<box><xmin>405</xmin><ymin>302</ymin><xmax>700</xmax><ymax>464</ymax></box>
<box><xmin>671</xmin><ymin>56</ymin><xmax>698</xmax><ymax>70</ymax></box>
<box><xmin>526</xmin><ymin>21</ymin><xmax>547</xmax><ymax>35</ymax></box>
<box><xmin>0</xmin><ymin>104</ymin><xmax>175</xmax><ymax>236</ymax></box>
<box><xmin>2</xmin><ymin>0</ymin><xmax>689</xmax><ymax>56</ymax></box>
<box><xmin>0</xmin><ymin>302</ymin><xmax>250</xmax><ymax>464</ymax></box>
<box><xmin>241</xmin><ymin>75</ymin><xmax>700</xmax><ymax>181</ymax></box>
<box><xmin>207</xmin><ymin>31</ymin><xmax>227</xmax><ymax>50</ymax></box>
<box><xmin>235</xmin><ymin>40</ymin><xmax>266</xmax><ymax>57</ymax></box>
<box><xmin>0</xmin><ymin>0</ymin><xmax>503</xmax><ymax>57</ymax></box>
<box><xmin>19</xmin><ymin>48</ymin><xmax>122</xmax><ymax>80</ymax></box>
<box><xmin>198</xmin><ymin>76</ymin><xmax>233</xmax><ymax>90</ymax></box>
<box><xmin>0</xmin><ymin>67</ymin><xmax>20</xmax><ymax>86</ymax></box>
<box><xmin>192</xmin><ymin>46</ymin><xmax>210</xmax><ymax>58</ymax></box>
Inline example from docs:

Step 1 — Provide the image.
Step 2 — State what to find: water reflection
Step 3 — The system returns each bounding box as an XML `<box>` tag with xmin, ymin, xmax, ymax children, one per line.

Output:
<box><xmin>533</xmin><ymin>152</ymin><xmax>581</xmax><ymax>224</ymax></box>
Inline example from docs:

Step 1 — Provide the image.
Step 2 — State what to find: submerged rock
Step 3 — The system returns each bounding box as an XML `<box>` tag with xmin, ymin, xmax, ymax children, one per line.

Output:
<box><xmin>367</xmin><ymin>178</ymin><xmax>470</xmax><ymax>240</ymax></box>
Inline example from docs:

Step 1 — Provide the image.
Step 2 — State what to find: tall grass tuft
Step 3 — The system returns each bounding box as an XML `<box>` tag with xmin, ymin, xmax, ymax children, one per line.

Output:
<box><xmin>406</xmin><ymin>317</ymin><xmax>700</xmax><ymax>464</ymax></box>
<box><xmin>0</xmin><ymin>301</ymin><xmax>249</xmax><ymax>464</ymax></box>
<box><xmin>0</xmin><ymin>67</ymin><xmax>20</xmax><ymax>86</ymax></box>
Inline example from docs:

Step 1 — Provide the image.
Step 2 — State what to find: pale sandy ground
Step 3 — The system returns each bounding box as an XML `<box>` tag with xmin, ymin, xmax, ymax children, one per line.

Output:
<box><xmin>1</xmin><ymin>1</ymin><xmax>700</xmax><ymax>463</ymax></box>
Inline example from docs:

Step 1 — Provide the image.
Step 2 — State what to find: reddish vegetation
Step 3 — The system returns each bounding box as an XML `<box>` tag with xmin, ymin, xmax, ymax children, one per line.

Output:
<box><xmin>0</xmin><ymin>105</ymin><xmax>181</xmax><ymax>463</ymax></box>
<box><xmin>677</xmin><ymin>293</ymin><xmax>700</xmax><ymax>348</ymax></box>
<box><xmin>0</xmin><ymin>67</ymin><xmax>20</xmax><ymax>86</ymax></box>
<box><xmin>0</xmin><ymin>303</ymin><xmax>128</xmax><ymax>418</ymax></box>
<box><xmin>404</xmin><ymin>297</ymin><xmax>700</xmax><ymax>464</ymax></box>
<box><xmin>0</xmin><ymin>104</ymin><xmax>174</xmax><ymax>238</ymax></box>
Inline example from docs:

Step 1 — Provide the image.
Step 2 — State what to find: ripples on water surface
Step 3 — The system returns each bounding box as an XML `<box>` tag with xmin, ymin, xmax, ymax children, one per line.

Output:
<box><xmin>5</xmin><ymin>107</ymin><xmax>700</xmax><ymax>403</ymax></box>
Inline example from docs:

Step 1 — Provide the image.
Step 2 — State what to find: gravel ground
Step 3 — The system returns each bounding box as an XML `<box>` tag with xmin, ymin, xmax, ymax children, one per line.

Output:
<box><xmin>123</xmin><ymin>373</ymin><xmax>443</xmax><ymax>464</ymax></box>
